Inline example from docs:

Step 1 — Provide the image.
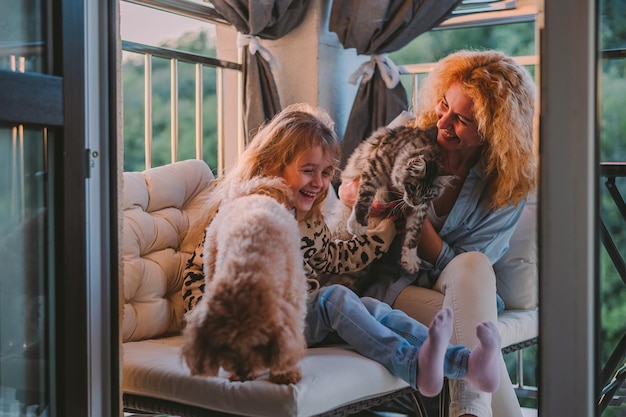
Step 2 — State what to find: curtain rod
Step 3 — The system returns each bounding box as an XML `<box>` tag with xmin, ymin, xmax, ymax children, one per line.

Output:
<box><xmin>122</xmin><ymin>0</ymin><xmax>229</xmax><ymax>26</ymax></box>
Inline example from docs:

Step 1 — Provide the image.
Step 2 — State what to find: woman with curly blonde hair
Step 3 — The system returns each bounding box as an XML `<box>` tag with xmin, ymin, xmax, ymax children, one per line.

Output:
<box><xmin>413</xmin><ymin>49</ymin><xmax>537</xmax><ymax>209</ymax></box>
<box><xmin>339</xmin><ymin>50</ymin><xmax>538</xmax><ymax>417</ymax></box>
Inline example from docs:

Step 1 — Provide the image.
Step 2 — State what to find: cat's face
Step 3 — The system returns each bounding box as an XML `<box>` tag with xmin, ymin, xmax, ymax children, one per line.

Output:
<box><xmin>399</xmin><ymin>156</ymin><xmax>449</xmax><ymax>207</ymax></box>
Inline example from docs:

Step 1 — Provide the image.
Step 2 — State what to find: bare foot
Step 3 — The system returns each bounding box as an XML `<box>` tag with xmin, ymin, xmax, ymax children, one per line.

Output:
<box><xmin>465</xmin><ymin>321</ymin><xmax>501</xmax><ymax>392</ymax></box>
<box><xmin>417</xmin><ymin>307</ymin><xmax>453</xmax><ymax>397</ymax></box>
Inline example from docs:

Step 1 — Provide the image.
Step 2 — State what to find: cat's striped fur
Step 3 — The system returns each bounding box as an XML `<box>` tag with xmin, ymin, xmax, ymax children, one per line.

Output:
<box><xmin>342</xmin><ymin>124</ymin><xmax>451</xmax><ymax>273</ymax></box>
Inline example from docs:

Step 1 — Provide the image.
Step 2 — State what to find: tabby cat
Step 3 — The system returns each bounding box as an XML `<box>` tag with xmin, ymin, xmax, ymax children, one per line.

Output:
<box><xmin>342</xmin><ymin>124</ymin><xmax>452</xmax><ymax>273</ymax></box>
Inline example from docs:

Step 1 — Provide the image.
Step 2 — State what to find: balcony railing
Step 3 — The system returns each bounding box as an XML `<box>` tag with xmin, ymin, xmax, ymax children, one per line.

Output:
<box><xmin>121</xmin><ymin>0</ymin><xmax>242</xmax><ymax>173</ymax></box>
<box><xmin>122</xmin><ymin>39</ymin><xmax>241</xmax><ymax>170</ymax></box>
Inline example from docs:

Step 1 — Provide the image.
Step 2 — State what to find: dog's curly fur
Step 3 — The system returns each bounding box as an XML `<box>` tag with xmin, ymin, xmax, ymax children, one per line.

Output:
<box><xmin>181</xmin><ymin>177</ymin><xmax>308</xmax><ymax>384</ymax></box>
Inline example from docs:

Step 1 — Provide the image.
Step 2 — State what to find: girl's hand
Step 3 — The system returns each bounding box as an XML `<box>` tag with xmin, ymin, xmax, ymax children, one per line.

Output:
<box><xmin>367</xmin><ymin>218</ymin><xmax>397</xmax><ymax>243</ymax></box>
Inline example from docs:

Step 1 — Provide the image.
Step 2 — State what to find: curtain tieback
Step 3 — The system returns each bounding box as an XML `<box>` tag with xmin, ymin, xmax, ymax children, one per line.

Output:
<box><xmin>237</xmin><ymin>33</ymin><xmax>280</xmax><ymax>69</ymax></box>
<box><xmin>348</xmin><ymin>53</ymin><xmax>406</xmax><ymax>89</ymax></box>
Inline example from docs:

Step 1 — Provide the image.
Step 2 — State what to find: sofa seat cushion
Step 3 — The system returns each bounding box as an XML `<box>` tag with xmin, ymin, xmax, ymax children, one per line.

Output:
<box><xmin>497</xmin><ymin>309</ymin><xmax>538</xmax><ymax>348</ymax></box>
<box><xmin>123</xmin><ymin>335</ymin><xmax>410</xmax><ymax>417</ymax></box>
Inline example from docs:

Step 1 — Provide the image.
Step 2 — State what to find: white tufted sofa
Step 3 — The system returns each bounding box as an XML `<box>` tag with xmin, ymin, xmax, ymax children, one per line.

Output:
<box><xmin>120</xmin><ymin>159</ymin><xmax>538</xmax><ymax>417</ymax></box>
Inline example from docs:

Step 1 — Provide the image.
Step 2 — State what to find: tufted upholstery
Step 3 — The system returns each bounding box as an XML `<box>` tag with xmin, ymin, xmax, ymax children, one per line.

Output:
<box><xmin>122</xmin><ymin>159</ymin><xmax>214</xmax><ymax>342</ymax></box>
<box><xmin>121</xmin><ymin>160</ymin><xmax>418</xmax><ymax>417</ymax></box>
<box><xmin>120</xmin><ymin>159</ymin><xmax>538</xmax><ymax>417</ymax></box>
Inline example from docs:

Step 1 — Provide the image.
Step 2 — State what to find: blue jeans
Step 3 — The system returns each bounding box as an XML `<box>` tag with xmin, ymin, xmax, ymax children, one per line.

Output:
<box><xmin>305</xmin><ymin>285</ymin><xmax>470</xmax><ymax>389</ymax></box>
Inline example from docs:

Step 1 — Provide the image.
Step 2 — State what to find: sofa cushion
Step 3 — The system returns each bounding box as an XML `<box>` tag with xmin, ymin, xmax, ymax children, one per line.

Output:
<box><xmin>494</xmin><ymin>193</ymin><xmax>538</xmax><ymax>310</ymax></box>
<box><xmin>120</xmin><ymin>160</ymin><xmax>538</xmax><ymax>417</ymax></box>
<box><xmin>122</xmin><ymin>160</ymin><xmax>214</xmax><ymax>342</ymax></box>
<box><xmin>497</xmin><ymin>309</ymin><xmax>538</xmax><ymax>348</ymax></box>
<box><xmin>123</xmin><ymin>335</ymin><xmax>410</xmax><ymax>417</ymax></box>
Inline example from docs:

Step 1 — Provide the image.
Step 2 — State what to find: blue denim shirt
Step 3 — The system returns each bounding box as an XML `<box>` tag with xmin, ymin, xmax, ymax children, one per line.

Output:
<box><xmin>361</xmin><ymin>160</ymin><xmax>525</xmax><ymax>314</ymax></box>
<box><xmin>420</xmin><ymin>162</ymin><xmax>524</xmax><ymax>277</ymax></box>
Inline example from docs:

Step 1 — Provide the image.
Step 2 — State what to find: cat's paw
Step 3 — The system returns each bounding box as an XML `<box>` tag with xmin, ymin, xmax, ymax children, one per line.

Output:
<box><xmin>347</xmin><ymin>210</ymin><xmax>368</xmax><ymax>236</ymax></box>
<box><xmin>401</xmin><ymin>247</ymin><xmax>421</xmax><ymax>273</ymax></box>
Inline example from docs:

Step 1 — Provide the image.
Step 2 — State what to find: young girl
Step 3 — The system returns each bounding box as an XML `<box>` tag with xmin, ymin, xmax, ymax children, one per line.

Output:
<box><xmin>181</xmin><ymin>103</ymin><xmax>501</xmax><ymax>397</ymax></box>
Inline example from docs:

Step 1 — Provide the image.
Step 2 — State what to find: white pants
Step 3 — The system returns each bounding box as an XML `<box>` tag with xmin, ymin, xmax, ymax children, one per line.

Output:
<box><xmin>393</xmin><ymin>252</ymin><xmax>523</xmax><ymax>417</ymax></box>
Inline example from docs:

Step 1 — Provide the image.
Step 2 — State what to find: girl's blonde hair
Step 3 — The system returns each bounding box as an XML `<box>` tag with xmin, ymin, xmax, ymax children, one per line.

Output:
<box><xmin>413</xmin><ymin>49</ymin><xmax>538</xmax><ymax>209</ymax></box>
<box><xmin>189</xmin><ymin>103</ymin><xmax>341</xmax><ymax>244</ymax></box>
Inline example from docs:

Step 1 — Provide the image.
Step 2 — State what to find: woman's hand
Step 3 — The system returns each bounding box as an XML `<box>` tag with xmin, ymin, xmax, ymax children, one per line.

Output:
<box><xmin>338</xmin><ymin>178</ymin><xmax>359</xmax><ymax>208</ymax></box>
<box><xmin>388</xmin><ymin>213</ymin><xmax>406</xmax><ymax>235</ymax></box>
<box><xmin>339</xmin><ymin>178</ymin><xmax>405</xmax><ymax>232</ymax></box>
<box><xmin>416</xmin><ymin>217</ymin><xmax>443</xmax><ymax>264</ymax></box>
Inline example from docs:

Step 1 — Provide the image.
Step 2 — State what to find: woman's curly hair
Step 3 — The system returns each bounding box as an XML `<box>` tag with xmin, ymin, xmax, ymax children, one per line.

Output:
<box><xmin>413</xmin><ymin>49</ymin><xmax>538</xmax><ymax>209</ymax></box>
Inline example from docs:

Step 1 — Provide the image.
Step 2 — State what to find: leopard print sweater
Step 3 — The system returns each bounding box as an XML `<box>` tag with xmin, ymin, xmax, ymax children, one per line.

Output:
<box><xmin>181</xmin><ymin>211</ymin><xmax>395</xmax><ymax>314</ymax></box>
<box><xmin>299</xmin><ymin>212</ymin><xmax>395</xmax><ymax>281</ymax></box>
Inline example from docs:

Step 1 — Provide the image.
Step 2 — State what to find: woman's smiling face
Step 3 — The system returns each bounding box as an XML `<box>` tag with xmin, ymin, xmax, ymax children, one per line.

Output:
<box><xmin>435</xmin><ymin>82</ymin><xmax>482</xmax><ymax>155</ymax></box>
<box><xmin>280</xmin><ymin>145</ymin><xmax>334</xmax><ymax>213</ymax></box>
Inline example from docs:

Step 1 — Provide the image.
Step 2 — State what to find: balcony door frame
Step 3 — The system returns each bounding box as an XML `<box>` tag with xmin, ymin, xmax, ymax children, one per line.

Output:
<box><xmin>0</xmin><ymin>0</ymin><xmax>119</xmax><ymax>416</ymax></box>
<box><xmin>539</xmin><ymin>0</ymin><xmax>598</xmax><ymax>415</ymax></box>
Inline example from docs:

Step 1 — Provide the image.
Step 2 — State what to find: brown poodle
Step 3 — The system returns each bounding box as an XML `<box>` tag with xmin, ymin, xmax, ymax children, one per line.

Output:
<box><xmin>181</xmin><ymin>177</ymin><xmax>308</xmax><ymax>384</ymax></box>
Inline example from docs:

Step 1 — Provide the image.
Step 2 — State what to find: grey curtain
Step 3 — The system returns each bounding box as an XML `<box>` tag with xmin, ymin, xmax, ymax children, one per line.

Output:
<box><xmin>330</xmin><ymin>0</ymin><xmax>462</xmax><ymax>168</ymax></box>
<box><xmin>211</xmin><ymin>0</ymin><xmax>310</xmax><ymax>141</ymax></box>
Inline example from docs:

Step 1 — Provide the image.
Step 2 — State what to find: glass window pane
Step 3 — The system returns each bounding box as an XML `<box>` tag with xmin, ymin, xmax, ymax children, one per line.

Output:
<box><xmin>0</xmin><ymin>0</ymin><xmax>46</xmax><ymax>73</ymax></box>
<box><xmin>600</xmin><ymin>1</ymin><xmax>626</xmax><ymax>50</ymax></box>
<box><xmin>0</xmin><ymin>125</ymin><xmax>49</xmax><ymax>416</ymax></box>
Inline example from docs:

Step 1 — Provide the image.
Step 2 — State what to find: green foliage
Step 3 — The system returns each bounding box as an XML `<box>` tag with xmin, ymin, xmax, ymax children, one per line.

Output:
<box><xmin>599</xmin><ymin>178</ymin><xmax>626</xmax><ymax>375</ymax></box>
<box><xmin>600</xmin><ymin>60</ymin><xmax>626</xmax><ymax>163</ymax></box>
<box><xmin>504</xmin><ymin>345</ymin><xmax>538</xmax><ymax>408</ymax></box>
<box><xmin>391</xmin><ymin>21</ymin><xmax>537</xmax><ymax>114</ymax></box>
<box><xmin>390</xmin><ymin>21</ymin><xmax>535</xmax><ymax>65</ymax></box>
<box><xmin>600</xmin><ymin>0</ymin><xmax>626</xmax><ymax>50</ymax></box>
<box><xmin>122</xmin><ymin>29</ymin><xmax>219</xmax><ymax>172</ymax></box>
<box><xmin>598</xmin><ymin>5</ymin><xmax>626</xmax><ymax>415</ymax></box>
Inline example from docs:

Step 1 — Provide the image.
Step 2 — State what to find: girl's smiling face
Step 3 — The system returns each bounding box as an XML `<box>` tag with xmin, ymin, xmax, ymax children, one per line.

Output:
<box><xmin>281</xmin><ymin>145</ymin><xmax>334</xmax><ymax>213</ymax></box>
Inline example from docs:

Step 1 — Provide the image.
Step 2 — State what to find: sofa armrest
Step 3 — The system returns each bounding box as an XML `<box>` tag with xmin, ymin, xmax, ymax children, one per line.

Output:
<box><xmin>494</xmin><ymin>193</ymin><xmax>538</xmax><ymax>311</ymax></box>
